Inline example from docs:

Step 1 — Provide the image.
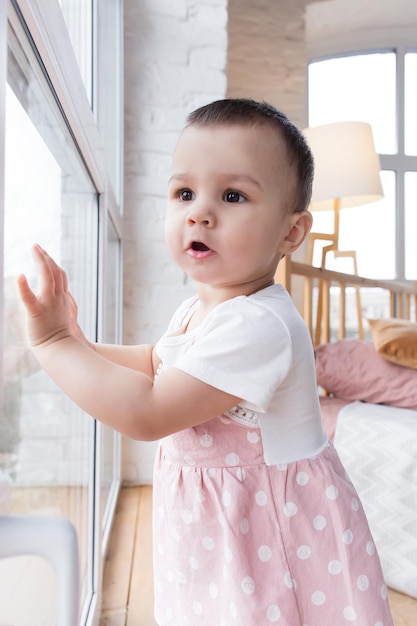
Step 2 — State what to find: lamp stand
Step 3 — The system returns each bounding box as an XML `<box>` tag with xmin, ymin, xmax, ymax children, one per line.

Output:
<box><xmin>305</xmin><ymin>199</ymin><xmax>364</xmax><ymax>345</ymax></box>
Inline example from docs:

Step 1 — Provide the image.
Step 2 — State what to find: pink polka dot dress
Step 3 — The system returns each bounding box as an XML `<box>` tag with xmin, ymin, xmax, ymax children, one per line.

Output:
<box><xmin>152</xmin><ymin>286</ymin><xmax>394</xmax><ymax>626</ymax></box>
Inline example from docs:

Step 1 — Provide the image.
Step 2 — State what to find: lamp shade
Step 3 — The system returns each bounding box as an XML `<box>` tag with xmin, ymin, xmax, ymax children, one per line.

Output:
<box><xmin>303</xmin><ymin>121</ymin><xmax>383</xmax><ymax>211</ymax></box>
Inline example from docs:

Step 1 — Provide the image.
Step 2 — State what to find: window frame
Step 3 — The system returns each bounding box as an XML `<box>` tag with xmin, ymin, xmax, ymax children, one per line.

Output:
<box><xmin>1</xmin><ymin>1</ymin><xmax>123</xmax><ymax>624</ymax></box>
<box><xmin>308</xmin><ymin>44</ymin><xmax>417</xmax><ymax>281</ymax></box>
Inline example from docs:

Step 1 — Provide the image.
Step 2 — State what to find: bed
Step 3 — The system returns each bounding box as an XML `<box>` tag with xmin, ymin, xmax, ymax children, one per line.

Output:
<box><xmin>276</xmin><ymin>257</ymin><xmax>417</xmax><ymax>600</ymax></box>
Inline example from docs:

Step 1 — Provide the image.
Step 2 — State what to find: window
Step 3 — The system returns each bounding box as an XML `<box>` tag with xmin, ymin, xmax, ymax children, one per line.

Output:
<box><xmin>308</xmin><ymin>50</ymin><xmax>417</xmax><ymax>281</ymax></box>
<box><xmin>0</xmin><ymin>1</ymin><xmax>123</xmax><ymax>624</ymax></box>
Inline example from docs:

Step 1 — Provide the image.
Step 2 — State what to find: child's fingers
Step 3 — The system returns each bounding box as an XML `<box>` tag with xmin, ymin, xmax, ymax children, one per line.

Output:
<box><xmin>32</xmin><ymin>244</ymin><xmax>56</xmax><ymax>294</ymax></box>
<box><xmin>16</xmin><ymin>274</ymin><xmax>39</xmax><ymax>315</ymax></box>
<box><xmin>33</xmin><ymin>244</ymin><xmax>68</xmax><ymax>295</ymax></box>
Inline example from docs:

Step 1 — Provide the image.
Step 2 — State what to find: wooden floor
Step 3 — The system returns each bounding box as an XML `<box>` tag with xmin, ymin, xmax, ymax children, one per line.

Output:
<box><xmin>100</xmin><ymin>486</ymin><xmax>417</xmax><ymax>626</ymax></box>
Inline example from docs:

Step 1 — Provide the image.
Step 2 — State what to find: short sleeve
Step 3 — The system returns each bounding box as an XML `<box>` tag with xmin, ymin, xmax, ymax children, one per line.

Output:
<box><xmin>164</xmin><ymin>296</ymin><xmax>199</xmax><ymax>334</ymax></box>
<box><xmin>174</xmin><ymin>297</ymin><xmax>293</xmax><ymax>411</ymax></box>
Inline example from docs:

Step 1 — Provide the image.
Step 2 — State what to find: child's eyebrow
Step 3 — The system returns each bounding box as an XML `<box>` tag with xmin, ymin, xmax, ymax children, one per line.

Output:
<box><xmin>168</xmin><ymin>173</ymin><xmax>262</xmax><ymax>189</ymax></box>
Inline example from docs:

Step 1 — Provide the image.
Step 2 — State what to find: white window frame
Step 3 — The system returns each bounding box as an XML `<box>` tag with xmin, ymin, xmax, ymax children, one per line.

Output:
<box><xmin>1</xmin><ymin>1</ymin><xmax>123</xmax><ymax>624</ymax></box>
<box><xmin>307</xmin><ymin>31</ymin><xmax>417</xmax><ymax>282</ymax></box>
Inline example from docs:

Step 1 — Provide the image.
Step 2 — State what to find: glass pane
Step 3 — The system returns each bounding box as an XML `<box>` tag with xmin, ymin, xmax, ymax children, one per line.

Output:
<box><xmin>1</xmin><ymin>17</ymin><xmax>98</xmax><ymax>623</ymax></box>
<box><xmin>308</xmin><ymin>53</ymin><xmax>396</xmax><ymax>154</ymax></box>
<box><xmin>311</xmin><ymin>171</ymin><xmax>396</xmax><ymax>279</ymax></box>
<box><xmin>405</xmin><ymin>172</ymin><xmax>417</xmax><ymax>279</ymax></box>
<box><xmin>57</xmin><ymin>0</ymin><xmax>93</xmax><ymax>104</ymax></box>
<box><xmin>101</xmin><ymin>216</ymin><xmax>121</xmax><ymax>530</ymax></box>
<box><xmin>97</xmin><ymin>1</ymin><xmax>123</xmax><ymax>205</ymax></box>
<box><xmin>405</xmin><ymin>52</ymin><xmax>417</xmax><ymax>156</ymax></box>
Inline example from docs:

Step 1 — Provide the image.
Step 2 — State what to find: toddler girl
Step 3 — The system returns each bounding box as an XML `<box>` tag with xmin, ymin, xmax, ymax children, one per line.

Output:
<box><xmin>18</xmin><ymin>98</ymin><xmax>393</xmax><ymax>625</ymax></box>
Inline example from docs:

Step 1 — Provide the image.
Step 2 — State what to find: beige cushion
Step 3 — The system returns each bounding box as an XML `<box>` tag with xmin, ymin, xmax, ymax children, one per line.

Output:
<box><xmin>368</xmin><ymin>318</ymin><xmax>417</xmax><ymax>369</ymax></box>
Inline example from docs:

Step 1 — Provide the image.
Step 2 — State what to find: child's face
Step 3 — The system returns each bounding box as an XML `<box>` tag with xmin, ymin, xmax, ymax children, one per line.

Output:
<box><xmin>165</xmin><ymin>123</ymin><xmax>300</xmax><ymax>295</ymax></box>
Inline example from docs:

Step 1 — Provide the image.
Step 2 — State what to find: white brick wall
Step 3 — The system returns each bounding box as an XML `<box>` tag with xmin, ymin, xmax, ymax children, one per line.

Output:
<box><xmin>122</xmin><ymin>0</ymin><xmax>314</xmax><ymax>484</ymax></box>
<box><xmin>122</xmin><ymin>0</ymin><xmax>228</xmax><ymax>483</ymax></box>
<box><xmin>227</xmin><ymin>0</ymin><xmax>311</xmax><ymax>129</ymax></box>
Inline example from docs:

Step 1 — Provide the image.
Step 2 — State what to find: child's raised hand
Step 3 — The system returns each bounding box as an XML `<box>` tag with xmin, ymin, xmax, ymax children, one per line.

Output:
<box><xmin>17</xmin><ymin>244</ymin><xmax>73</xmax><ymax>348</ymax></box>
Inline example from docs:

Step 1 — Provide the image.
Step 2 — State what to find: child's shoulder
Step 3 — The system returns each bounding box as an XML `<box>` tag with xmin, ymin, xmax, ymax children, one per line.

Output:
<box><xmin>203</xmin><ymin>284</ymin><xmax>293</xmax><ymax>334</ymax></box>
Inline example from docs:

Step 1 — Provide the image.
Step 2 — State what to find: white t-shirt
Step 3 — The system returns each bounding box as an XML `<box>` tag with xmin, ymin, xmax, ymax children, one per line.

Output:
<box><xmin>155</xmin><ymin>284</ymin><xmax>327</xmax><ymax>464</ymax></box>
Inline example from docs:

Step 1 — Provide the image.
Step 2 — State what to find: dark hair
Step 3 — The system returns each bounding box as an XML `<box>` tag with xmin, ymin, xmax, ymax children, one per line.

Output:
<box><xmin>186</xmin><ymin>98</ymin><xmax>314</xmax><ymax>213</ymax></box>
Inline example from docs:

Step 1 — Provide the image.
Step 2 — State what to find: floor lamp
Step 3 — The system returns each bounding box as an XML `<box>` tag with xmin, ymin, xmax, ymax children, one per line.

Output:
<box><xmin>303</xmin><ymin>121</ymin><xmax>383</xmax><ymax>345</ymax></box>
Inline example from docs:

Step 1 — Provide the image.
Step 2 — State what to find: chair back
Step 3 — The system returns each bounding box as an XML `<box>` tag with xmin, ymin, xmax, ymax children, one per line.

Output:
<box><xmin>0</xmin><ymin>515</ymin><xmax>80</xmax><ymax>626</ymax></box>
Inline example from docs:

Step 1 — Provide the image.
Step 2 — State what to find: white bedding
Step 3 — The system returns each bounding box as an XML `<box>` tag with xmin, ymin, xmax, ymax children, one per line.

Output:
<box><xmin>334</xmin><ymin>401</ymin><xmax>417</xmax><ymax>599</ymax></box>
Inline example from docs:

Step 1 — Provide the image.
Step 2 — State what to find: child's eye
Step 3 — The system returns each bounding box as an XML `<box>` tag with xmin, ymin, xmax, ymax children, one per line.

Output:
<box><xmin>224</xmin><ymin>190</ymin><xmax>245</xmax><ymax>203</ymax></box>
<box><xmin>178</xmin><ymin>189</ymin><xmax>195</xmax><ymax>201</ymax></box>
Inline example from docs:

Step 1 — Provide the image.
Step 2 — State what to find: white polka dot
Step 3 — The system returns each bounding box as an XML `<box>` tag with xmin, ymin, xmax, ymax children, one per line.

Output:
<box><xmin>247</xmin><ymin>431</ymin><xmax>260</xmax><ymax>443</ymax></box>
<box><xmin>226</xmin><ymin>452</ymin><xmax>240</xmax><ymax>466</ymax></box>
<box><xmin>366</xmin><ymin>540</ymin><xmax>376</xmax><ymax>555</ymax></box>
<box><xmin>240</xmin><ymin>518</ymin><xmax>250</xmax><ymax>534</ymax></box>
<box><xmin>351</xmin><ymin>497</ymin><xmax>360</xmax><ymax>511</ymax></box>
<box><xmin>283</xmin><ymin>501</ymin><xmax>298</xmax><ymax>517</ymax></box>
<box><xmin>189</xmin><ymin>556</ymin><xmax>199</xmax><ymax>569</ymax></box>
<box><xmin>192</xmin><ymin>601</ymin><xmax>203</xmax><ymax>615</ymax></box>
<box><xmin>202</xmin><ymin>536</ymin><xmax>215</xmax><ymax>550</ymax></box>
<box><xmin>172</xmin><ymin>528</ymin><xmax>181</xmax><ymax>542</ymax></box>
<box><xmin>229</xmin><ymin>601</ymin><xmax>237</xmax><ymax>618</ymax></box>
<box><xmin>266</xmin><ymin>604</ymin><xmax>281</xmax><ymax>622</ymax></box>
<box><xmin>183</xmin><ymin>455</ymin><xmax>196</xmax><ymax>466</ymax></box>
<box><xmin>209</xmin><ymin>583</ymin><xmax>218</xmax><ymax>598</ymax></box>
<box><xmin>357</xmin><ymin>574</ymin><xmax>369</xmax><ymax>591</ymax></box>
<box><xmin>296</xmin><ymin>471</ymin><xmax>310</xmax><ymax>486</ymax></box>
<box><xmin>208</xmin><ymin>467</ymin><xmax>217</xmax><ymax>477</ymax></box>
<box><xmin>284</xmin><ymin>571</ymin><xmax>295</xmax><ymax>588</ymax></box>
<box><xmin>297</xmin><ymin>545</ymin><xmax>311</xmax><ymax>560</ymax></box>
<box><xmin>343</xmin><ymin>606</ymin><xmax>357</xmax><ymax>621</ymax></box>
<box><xmin>225</xmin><ymin>546</ymin><xmax>233</xmax><ymax>562</ymax></box>
<box><xmin>242</xmin><ymin>576</ymin><xmax>256</xmax><ymax>595</ymax></box>
<box><xmin>258</xmin><ymin>545</ymin><xmax>272</xmax><ymax>562</ymax></box>
<box><xmin>177</xmin><ymin>571</ymin><xmax>187</xmax><ymax>584</ymax></box>
<box><xmin>222</xmin><ymin>490</ymin><xmax>232</xmax><ymax>507</ymax></box>
<box><xmin>326</xmin><ymin>485</ymin><xmax>339</xmax><ymax>500</ymax></box>
<box><xmin>342</xmin><ymin>529</ymin><xmax>354</xmax><ymax>544</ymax></box>
<box><xmin>380</xmin><ymin>584</ymin><xmax>388</xmax><ymax>600</ymax></box>
<box><xmin>199</xmin><ymin>434</ymin><xmax>213</xmax><ymax>447</ymax></box>
<box><xmin>276</xmin><ymin>463</ymin><xmax>288</xmax><ymax>471</ymax></box>
<box><xmin>328</xmin><ymin>560</ymin><xmax>342</xmax><ymax>575</ymax></box>
<box><xmin>196</xmin><ymin>487</ymin><xmax>205</xmax><ymax>502</ymax></box>
<box><xmin>313</xmin><ymin>515</ymin><xmax>327</xmax><ymax>530</ymax></box>
<box><xmin>375</xmin><ymin>622</ymin><xmax>384</xmax><ymax>626</ymax></box>
<box><xmin>181</xmin><ymin>509</ymin><xmax>193</xmax><ymax>524</ymax></box>
<box><xmin>218</xmin><ymin>513</ymin><xmax>226</xmax><ymax>527</ymax></box>
<box><xmin>311</xmin><ymin>590</ymin><xmax>326</xmax><ymax>606</ymax></box>
<box><xmin>256</xmin><ymin>491</ymin><xmax>268</xmax><ymax>506</ymax></box>
<box><xmin>236</xmin><ymin>467</ymin><xmax>246</xmax><ymax>481</ymax></box>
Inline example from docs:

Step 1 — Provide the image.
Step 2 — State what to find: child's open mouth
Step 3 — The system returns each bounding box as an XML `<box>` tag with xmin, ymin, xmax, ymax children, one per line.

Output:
<box><xmin>191</xmin><ymin>241</ymin><xmax>210</xmax><ymax>252</ymax></box>
<box><xmin>188</xmin><ymin>241</ymin><xmax>212</xmax><ymax>259</ymax></box>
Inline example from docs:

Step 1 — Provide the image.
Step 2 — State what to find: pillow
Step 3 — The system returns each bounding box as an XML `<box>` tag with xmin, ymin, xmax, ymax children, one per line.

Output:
<box><xmin>368</xmin><ymin>317</ymin><xmax>417</xmax><ymax>369</ymax></box>
<box><xmin>314</xmin><ymin>338</ymin><xmax>417</xmax><ymax>409</ymax></box>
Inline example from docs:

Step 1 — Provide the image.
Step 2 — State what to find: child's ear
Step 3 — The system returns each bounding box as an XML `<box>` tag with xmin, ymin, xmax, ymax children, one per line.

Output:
<box><xmin>280</xmin><ymin>211</ymin><xmax>313</xmax><ymax>255</ymax></box>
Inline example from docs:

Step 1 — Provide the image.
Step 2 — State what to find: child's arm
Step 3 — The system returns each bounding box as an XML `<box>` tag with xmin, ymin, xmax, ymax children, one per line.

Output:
<box><xmin>68</xmin><ymin>291</ymin><xmax>155</xmax><ymax>378</ymax></box>
<box><xmin>17</xmin><ymin>245</ymin><xmax>240</xmax><ymax>441</ymax></box>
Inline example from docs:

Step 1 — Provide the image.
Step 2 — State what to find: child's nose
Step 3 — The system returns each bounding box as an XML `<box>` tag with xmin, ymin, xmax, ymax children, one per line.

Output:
<box><xmin>186</xmin><ymin>201</ymin><xmax>215</xmax><ymax>227</ymax></box>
